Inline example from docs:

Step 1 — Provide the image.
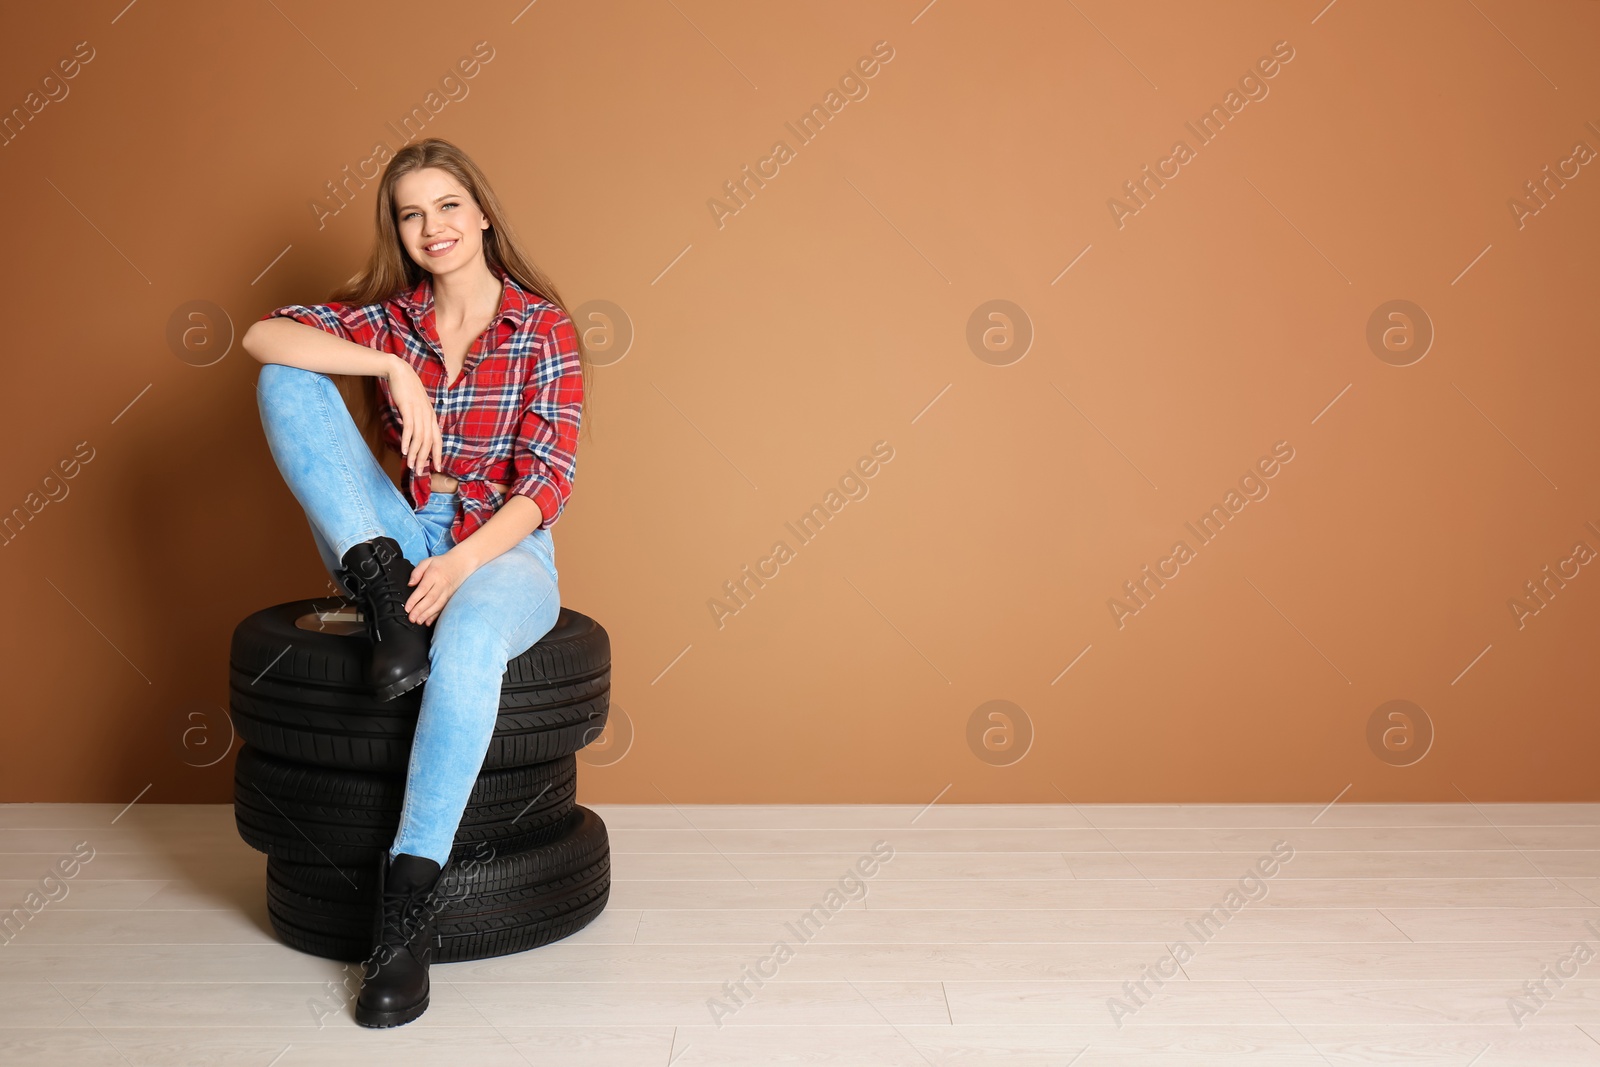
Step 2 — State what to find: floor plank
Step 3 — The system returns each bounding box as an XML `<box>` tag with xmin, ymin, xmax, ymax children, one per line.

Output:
<box><xmin>7</xmin><ymin>801</ymin><xmax>1600</xmax><ymax>1063</ymax></box>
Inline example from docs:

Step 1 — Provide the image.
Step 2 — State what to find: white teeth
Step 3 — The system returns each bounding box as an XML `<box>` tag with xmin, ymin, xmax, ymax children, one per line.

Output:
<box><xmin>426</xmin><ymin>240</ymin><xmax>455</xmax><ymax>251</ymax></box>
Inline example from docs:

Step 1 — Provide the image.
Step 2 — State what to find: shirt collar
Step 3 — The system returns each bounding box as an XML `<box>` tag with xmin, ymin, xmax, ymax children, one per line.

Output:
<box><xmin>395</xmin><ymin>261</ymin><xmax>536</xmax><ymax>330</ymax></box>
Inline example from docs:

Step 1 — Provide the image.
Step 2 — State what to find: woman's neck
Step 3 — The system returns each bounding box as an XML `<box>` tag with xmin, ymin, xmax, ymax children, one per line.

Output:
<box><xmin>431</xmin><ymin>263</ymin><xmax>502</xmax><ymax>330</ymax></box>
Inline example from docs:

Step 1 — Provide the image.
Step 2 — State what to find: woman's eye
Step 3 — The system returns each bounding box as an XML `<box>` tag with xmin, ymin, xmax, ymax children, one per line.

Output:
<box><xmin>401</xmin><ymin>204</ymin><xmax>455</xmax><ymax>220</ymax></box>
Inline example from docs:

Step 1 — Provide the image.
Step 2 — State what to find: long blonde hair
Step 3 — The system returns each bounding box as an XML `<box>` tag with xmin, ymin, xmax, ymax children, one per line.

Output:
<box><xmin>325</xmin><ymin>137</ymin><xmax>593</xmax><ymax>455</ymax></box>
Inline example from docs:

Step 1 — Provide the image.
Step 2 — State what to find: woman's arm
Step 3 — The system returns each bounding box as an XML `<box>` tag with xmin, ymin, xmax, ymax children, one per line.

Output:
<box><xmin>404</xmin><ymin>495</ymin><xmax>544</xmax><ymax>625</ymax></box>
<box><xmin>246</xmin><ymin>311</ymin><xmax>440</xmax><ymax>473</ymax></box>
<box><xmin>507</xmin><ymin>310</ymin><xmax>584</xmax><ymax>529</ymax></box>
<box><xmin>242</xmin><ymin>317</ymin><xmax>399</xmax><ymax>379</ymax></box>
<box><xmin>449</xmin><ymin>495</ymin><xmax>544</xmax><ymax>572</ymax></box>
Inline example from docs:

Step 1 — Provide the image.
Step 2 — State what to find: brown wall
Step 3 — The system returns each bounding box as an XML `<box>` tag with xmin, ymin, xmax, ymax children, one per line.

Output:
<box><xmin>3</xmin><ymin>1</ymin><xmax>1597</xmax><ymax>804</ymax></box>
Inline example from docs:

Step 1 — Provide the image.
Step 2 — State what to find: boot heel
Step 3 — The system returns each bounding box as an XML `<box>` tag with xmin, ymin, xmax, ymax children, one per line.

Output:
<box><xmin>374</xmin><ymin>663</ymin><xmax>430</xmax><ymax>702</ymax></box>
<box><xmin>336</xmin><ymin>536</ymin><xmax>434</xmax><ymax>701</ymax></box>
<box><xmin>355</xmin><ymin>852</ymin><xmax>445</xmax><ymax>1028</ymax></box>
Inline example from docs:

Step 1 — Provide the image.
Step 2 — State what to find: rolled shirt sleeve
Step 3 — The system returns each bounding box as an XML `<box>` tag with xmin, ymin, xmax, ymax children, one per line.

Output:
<box><xmin>260</xmin><ymin>302</ymin><xmax>387</xmax><ymax>348</ymax></box>
<box><xmin>510</xmin><ymin>308</ymin><xmax>584</xmax><ymax>530</ymax></box>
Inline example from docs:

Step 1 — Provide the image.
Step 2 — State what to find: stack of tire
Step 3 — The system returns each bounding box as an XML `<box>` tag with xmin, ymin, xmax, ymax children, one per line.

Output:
<box><xmin>227</xmin><ymin>597</ymin><xmax>612</xmax><ymax>963</ymax></box>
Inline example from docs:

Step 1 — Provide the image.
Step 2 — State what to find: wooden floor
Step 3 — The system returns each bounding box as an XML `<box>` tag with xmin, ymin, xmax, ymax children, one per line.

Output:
<box><xmin>5</xmin><ymin>802</ymin><xmax>1600</xmax><ymax>1064</ymax></box>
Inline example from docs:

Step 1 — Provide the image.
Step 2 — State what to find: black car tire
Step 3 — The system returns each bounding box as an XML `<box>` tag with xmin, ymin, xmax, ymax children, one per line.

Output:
<box><xmin>233</xmin><ymin>742</ymin><xmax>576</xmax><ymax>864</ymax></box>
<box><xmin>266</xmin><ymin>805</ymin><xmax>611</xmax><ymax>963</ymax></box>
<box><xmin>229</xmin><ymin>599</ymin><xmax>609</xmax><ymax>771</ymax></box>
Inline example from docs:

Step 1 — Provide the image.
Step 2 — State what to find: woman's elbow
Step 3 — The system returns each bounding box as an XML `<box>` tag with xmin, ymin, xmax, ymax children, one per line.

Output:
<box><xmin>241</xmin><ymin>321</ymin><xmax>271</xmax><ymax>363</ymax></box>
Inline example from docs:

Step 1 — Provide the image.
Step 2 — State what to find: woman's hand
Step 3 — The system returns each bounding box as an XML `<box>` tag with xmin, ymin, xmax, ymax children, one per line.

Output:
<box><xmin>384</xmin><ymin>356</ymin><xmax>443</xmax><ymax>477</ymax></box>
<box><xmin>405</xmin><ymin>548</ymin><xmax>477</xmax><ymax>626</ymax></box>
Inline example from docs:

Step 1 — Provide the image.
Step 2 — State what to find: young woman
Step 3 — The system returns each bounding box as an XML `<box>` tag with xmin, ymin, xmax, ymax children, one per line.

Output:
<box><xmin>245</xmin><ymin>137</ymin><xmax>591</xmax><ymax>1029</ymax></box>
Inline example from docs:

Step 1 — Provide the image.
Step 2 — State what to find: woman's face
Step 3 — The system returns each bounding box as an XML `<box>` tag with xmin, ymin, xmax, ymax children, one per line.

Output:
<box><xmin>393</xmin><ymin>166</ymin><xmax>490</xmax><ymax>276</ymax></box>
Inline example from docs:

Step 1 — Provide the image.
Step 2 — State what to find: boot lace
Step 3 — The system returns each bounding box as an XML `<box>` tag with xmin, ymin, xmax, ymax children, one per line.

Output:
<box><xmin>342</xmin><ymin>549</ymin><xmax>416</xmax><ymax>641</ymax></box>
<box><xmin>378</xmin><ymin>884</ymin><xmax>440</xmax><ymax>951</ymax></box>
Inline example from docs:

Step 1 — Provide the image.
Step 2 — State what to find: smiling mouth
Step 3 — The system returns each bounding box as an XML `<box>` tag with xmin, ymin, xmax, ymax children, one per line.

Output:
<box><xmin>424</xmin><ymin>239</ymin><xmax>458</xmax><ymax>254</ymax></box>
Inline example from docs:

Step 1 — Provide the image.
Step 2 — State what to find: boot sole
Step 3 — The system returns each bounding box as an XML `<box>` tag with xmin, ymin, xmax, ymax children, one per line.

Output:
<box><xmin>374</xmin><ymin>664</ymin><xmax>430</xmax><ymax>702</ymax></box>
<box><xmin>354</xmin><ymin>992</ymin><xmax>430</xmax><ymax>1028</ymax></box>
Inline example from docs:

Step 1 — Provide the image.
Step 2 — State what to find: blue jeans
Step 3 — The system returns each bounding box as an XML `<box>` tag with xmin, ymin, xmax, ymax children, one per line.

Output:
<box><xmin>254</xmin><ymin>362</ymin><xmax>563</xmax><ymax>868</ymax></box>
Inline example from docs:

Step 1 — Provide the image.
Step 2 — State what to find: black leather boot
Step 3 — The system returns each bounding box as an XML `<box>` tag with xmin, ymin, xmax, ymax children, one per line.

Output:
<box><xmin>355</xmin><ymin>851</ymin><xmax>446</xmax><ymax>1028</ymax></box>
<box><xmin>336</xmin><ymin>536</ymin><xmax>432</xmax><ymax>701</ymax></box>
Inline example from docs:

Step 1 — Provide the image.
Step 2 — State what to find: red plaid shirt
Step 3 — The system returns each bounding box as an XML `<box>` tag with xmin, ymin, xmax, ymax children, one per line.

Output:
<box><xmin>262</xmin><ymin>263</ymin><xmax>582</xmax><ymax>545</ymax></box>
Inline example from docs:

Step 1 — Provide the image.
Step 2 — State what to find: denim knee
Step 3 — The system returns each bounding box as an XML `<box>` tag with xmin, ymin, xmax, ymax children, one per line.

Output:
<box><xmin>429</xmin><ymin>600</ymin><xmax>515</xmax><ymax>667</ymax></box>
<box><xmin>256</xmin><ymin>362</ymin><xmax>329</xmax><ymax>408</ymax></box>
